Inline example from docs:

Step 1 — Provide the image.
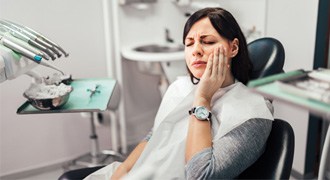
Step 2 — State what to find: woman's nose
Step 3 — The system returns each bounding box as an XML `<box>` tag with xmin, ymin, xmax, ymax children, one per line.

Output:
<box><xmin>192</xmin><ymin>43</ymin><xmax>203</xmax><ymax>57</ymax></box>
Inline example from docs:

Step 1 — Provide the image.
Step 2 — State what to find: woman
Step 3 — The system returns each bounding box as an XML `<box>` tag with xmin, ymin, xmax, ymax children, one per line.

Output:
<box><xmin>85</xmin><ymin>7</ymin><xmax>273</xmax><ymax>180</ymax></box>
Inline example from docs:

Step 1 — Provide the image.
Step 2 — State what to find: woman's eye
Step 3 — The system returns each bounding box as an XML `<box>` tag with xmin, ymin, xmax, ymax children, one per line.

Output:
<box><xmin>203</xmin><ymin>41</ymin><xmax>215</xmax><ymax>45</ymax></box>
<box><xmin>185</xmin><ymin>43</ymin><xmax>193</xmax><ymax>47</ymax></box>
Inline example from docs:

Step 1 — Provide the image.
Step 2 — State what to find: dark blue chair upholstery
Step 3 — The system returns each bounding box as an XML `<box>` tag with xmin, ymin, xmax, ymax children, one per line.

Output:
<box><xmin>248</xmin><ymin>37</ymin><xmax>285</xmax><ymax>80</ymax></box>
<box><xmin>237</xmin><ymin>119</ymin><xmax>295</xmax><ymax>179</ymax></box>
<box><xmin>237</xmin><ymin>37</ymin><xmax>294</xmax><ymax>179</ymax></box>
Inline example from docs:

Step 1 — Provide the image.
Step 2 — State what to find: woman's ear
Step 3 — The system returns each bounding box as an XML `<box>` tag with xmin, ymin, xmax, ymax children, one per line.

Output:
<box><xmin>230</xmin><ymin>38</ymin><xmax>239</xmax><ymax>58</ymax></box>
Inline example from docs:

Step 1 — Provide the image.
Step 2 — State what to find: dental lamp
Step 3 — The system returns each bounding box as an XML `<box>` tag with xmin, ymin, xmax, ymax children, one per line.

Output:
<box><xmin>0</xmin><ymin>19</ymin><xmax>69</xmax><ymax>84</ymax></box>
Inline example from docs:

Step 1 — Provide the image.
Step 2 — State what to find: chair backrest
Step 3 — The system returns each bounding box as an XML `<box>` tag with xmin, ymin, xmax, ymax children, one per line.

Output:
<box><xmin>248</xmin><ymin>37</ymin><xmax>285</xmax><ymax>80</ymax></box>
<box><xmin>237</xmin><ymin>119</ymin><xmax>295</xmax><ymax>179</ymax></box>
<box><xmin>237</xmin><ymin>38</ymin><xmax>294</xmax><ymax>179</ymax></box>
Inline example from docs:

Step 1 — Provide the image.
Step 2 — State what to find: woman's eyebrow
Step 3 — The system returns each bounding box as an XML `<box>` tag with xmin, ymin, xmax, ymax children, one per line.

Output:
<box><xmin>200</xmin><ymin>35</ymin><xmax>215</xmax><ymax>39</ymax></box>
<box><xmin>185</xmin><ymin>37</ymin><xmax>194</xmax><ymax>40</ymax></box>
<box><xmin>186</xmin><ymin>35</ymin><xmax>214</xmax><ymax>39</ymax></box>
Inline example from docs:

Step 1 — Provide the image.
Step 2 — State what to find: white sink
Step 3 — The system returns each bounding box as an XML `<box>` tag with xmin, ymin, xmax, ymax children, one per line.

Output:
<box><xmin>121</xmin><ymin>42</ymin><xmax>187</xmax><ymax>95</ymax></box>
<box><xmin>121</xmin><ymin>42</ymin><xmax>185</xmax><ymax>62</ymax></box>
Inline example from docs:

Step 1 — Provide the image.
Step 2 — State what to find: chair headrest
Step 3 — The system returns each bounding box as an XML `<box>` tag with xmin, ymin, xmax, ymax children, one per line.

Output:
<box><xmin>248</xmin><ymin>37</ymin><xmax>285</xmax><ymax>80</ymax></box>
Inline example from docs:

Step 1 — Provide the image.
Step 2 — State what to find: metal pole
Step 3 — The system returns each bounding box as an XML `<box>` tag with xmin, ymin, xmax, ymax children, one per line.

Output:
<box><xmin>90</xmin><ymin>112</ymin><xmax>100</xmax><ymax>158</ymax></box>
<box><xmin>318</xmin><ymin>125</ymin><xmax>330</xmax><ymax>180</ymax></box>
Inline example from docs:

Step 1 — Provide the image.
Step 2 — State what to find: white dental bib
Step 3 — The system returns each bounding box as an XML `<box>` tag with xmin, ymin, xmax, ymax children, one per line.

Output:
<box><xmin>84</xmin><ymin>76</ymin><xmax>273</xmax><ymax>180</ymax></box>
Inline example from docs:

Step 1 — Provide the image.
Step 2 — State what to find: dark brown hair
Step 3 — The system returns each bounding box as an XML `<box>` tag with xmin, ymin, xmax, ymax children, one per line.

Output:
<box><xmin>183</xmin><ymin>7</ymin><xmax>252</xmax><ymax>85</ymax></box>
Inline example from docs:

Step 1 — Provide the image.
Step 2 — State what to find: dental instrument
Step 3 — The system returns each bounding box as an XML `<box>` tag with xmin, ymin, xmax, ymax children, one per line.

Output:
<box><xmin>87</xmin><ymin>84</ymin><xmax>101</xmax><ymax>97</ymax></box>
<box><xmin>16</xmin><ymin>22</ymin><xmax>69</xmax><ymax>57</ymax></box>
<box><xmin>0</xmin><ymin>23</ymin><xmax>57</xmax><ymax>60</ymax></box>
<box><xmin>0</xmin><ymin>36</ymin><xmax>66</xmax><ymax>76</ymax></box>
<box><xmin>0</xmin><ymin>35</ymin><xmax>42</xmax><ymax>62</ymax></box>
<box><xmin>0</xmin><ymin>28</ymin><xmax>50</xmax><ymax>60</ymax></box>
<box><xmin>0</xmin><ymin>19</ymin><xmax>68</xmax><ymax>58</ymax></box>
<box><xmin>0</xmin><ymin>20</ymin><xmax>62</xmax><ymax>58</ymax></box>
<box><xmin>39</xmin><ymin>60</ymin><xmax>65</xmax><ymax>75</ymax></box>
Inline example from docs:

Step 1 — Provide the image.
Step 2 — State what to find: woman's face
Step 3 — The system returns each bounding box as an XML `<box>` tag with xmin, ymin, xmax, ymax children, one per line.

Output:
<box><xmin>184</xmin><ymin>17</ymin><xmax>234</xmax><ymax>79</ymax></box>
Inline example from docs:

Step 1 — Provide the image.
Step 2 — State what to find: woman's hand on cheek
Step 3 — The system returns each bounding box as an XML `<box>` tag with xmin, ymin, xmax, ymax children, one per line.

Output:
<box><xmin>194</xmin><ymin>45</ymin><xmax>229</xmax><ymax>105</ymax></box>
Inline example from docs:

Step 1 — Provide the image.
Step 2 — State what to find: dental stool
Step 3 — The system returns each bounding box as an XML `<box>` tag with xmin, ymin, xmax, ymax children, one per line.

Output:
<box><xmin>63</xmin><ymin>84</ymin><xmax>125</xmax><ymax>170</ymax></box>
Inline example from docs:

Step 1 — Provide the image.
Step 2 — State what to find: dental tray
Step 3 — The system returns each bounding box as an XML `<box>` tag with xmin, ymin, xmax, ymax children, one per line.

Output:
<box><xmin>17</xmin><ymin>78</ymin><xmax>116</xmax><ymax>114</ymax></box>
<box><xmin>248</xmin><ymin>69</ymin><xmax>330</xmax><ymax>119</ymax></box>
<box><xmin>276</xmin><ymin>69</ymin><xmax>330</xmax><ymax>105</ymax></box>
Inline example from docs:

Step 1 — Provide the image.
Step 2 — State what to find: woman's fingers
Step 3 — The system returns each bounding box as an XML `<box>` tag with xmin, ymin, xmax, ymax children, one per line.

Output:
<box><xmin>212</xmin><ymin>47</ymin><xmax>219</xmax><ymax>76</ymax></box>
<box><xmin>204</xmin><ymin>45</ymin><xmax>228</xmax><ymax>79</ymax></box>
<box><xmin>221</xmin><ymin>48</ymin><xmax>228</xmax><ymax>77</ymax></box>
<box><xmin>217</xmin><ymin>46</ymin><xmax>223</xmax><ymax>76</ymax></box>
<box><xmin>212</xmin><ymin>45</ymin><xmax>227</xmax><ymax>78</ymax></box>
<box><xmin>205</xmin><ymin>52</ymin><xmax>213</xmax><ymax>77</ymax></box>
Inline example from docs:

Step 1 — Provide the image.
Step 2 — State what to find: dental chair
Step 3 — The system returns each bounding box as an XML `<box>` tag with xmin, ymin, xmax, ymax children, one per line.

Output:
<box><xmin>237</xmin><ymin>119</ymin><xmax>295</xmax><ymax>179</ymax></box>
<box><xmin>59</xmin><ymin>37</ymin><xmax>294</xmax><ymax>180</ymax></box>
<box><xmin>236</xmin><ymin>37</ymin><xmax>294</xmax><ymax>179</ymax></box>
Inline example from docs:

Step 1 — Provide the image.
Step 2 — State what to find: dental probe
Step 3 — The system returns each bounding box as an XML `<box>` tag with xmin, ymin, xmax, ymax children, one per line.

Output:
<box><xmin>0</xmin><ymin>24</ymin><xmax>56</xmax><ymax>60</ymax></box>
<box><xmin>38</xmin><ymin>60</ymin><xmax>65</xmax><ymax>75</ymax></box>
<box><xmin>0</xmin><ymin>20</ymin><xmax>62</xmax><ymax>58</ymax></box>
<box><xmin>0</xmin><ymin>35</ymin><xmax>42</xmax><ymax>62</ymax></box>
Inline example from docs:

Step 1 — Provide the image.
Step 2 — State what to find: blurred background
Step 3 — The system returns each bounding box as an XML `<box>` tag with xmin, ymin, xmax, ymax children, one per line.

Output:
<box><xmin>0</xmin><ymin>0</ymin><xmax>329</xmax><ymax>179</ymax></box>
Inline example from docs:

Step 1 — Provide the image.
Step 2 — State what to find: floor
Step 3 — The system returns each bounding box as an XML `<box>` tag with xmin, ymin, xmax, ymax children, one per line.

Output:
<box><xmin>3</xmin><ymin>145</ymin><xmax>136</xmax><ymax>180</ymax></box>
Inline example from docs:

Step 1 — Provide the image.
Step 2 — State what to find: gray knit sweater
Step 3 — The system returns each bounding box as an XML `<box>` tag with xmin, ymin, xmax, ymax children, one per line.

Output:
<box><xmin>144</xmin><ymin>118</ymin><xmax>272</xmax><ymax>179</ymax></box>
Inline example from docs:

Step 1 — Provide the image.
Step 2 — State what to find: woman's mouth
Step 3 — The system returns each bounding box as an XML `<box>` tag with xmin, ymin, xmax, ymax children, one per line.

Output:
<box><xmin>192</xmin><ymin>60</ymin><xmax>207</xmax><ymax>68</ymax></box>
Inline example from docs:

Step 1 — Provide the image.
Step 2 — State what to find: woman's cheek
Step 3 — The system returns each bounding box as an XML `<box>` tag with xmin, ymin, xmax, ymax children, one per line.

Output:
<box><xmin>203</xmin><ymin>46</ymin><xmax>215</xmax><ymax>57</ymax></box>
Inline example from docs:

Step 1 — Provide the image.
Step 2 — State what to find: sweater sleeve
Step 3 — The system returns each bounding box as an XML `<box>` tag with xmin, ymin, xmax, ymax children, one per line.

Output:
<box><xmin>185</xmin><ymin>118</ymin><xmax>272</xmax><ymax>179</ymax></box>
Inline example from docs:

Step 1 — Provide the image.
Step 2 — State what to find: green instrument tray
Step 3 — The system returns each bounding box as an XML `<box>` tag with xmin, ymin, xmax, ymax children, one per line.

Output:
<box><xmin>248</xmin><ymin>70</ymin><xmax>330</xmax><ymax>120</ymax></box>
<box><xmin>17</xmin><ymin>78</ymin><xmax>116</xmax><ymax>114</ymax></box>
